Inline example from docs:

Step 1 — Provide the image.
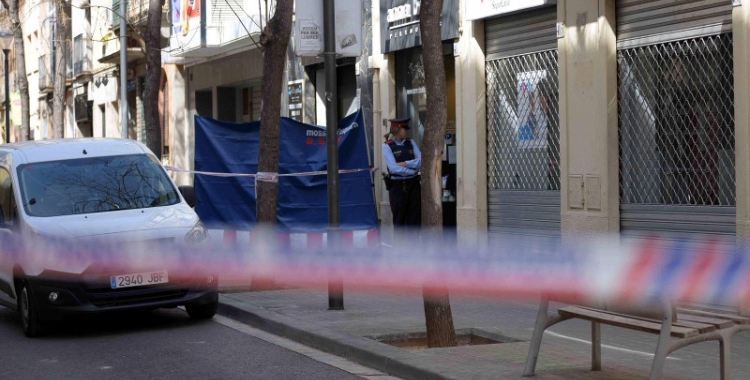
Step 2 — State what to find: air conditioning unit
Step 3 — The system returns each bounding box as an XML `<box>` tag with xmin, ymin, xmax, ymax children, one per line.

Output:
<box><xmin>75</xmin><ymin>97</ymin><xmax>93</xmax><ymax>122</ymax></box>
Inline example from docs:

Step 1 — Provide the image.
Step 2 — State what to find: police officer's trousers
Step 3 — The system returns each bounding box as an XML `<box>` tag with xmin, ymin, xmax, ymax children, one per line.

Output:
<box><xmin>388</xmin><ymin>176</ymin><xmax>421</xmax><ymax>227</ymax></box>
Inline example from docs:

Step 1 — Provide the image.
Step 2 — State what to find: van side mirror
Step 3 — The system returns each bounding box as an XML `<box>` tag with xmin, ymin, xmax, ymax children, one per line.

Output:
<box><xmin>178</xmin><ymin>186</ymin><xmax>197</xmax><ymax>208</ymax></box>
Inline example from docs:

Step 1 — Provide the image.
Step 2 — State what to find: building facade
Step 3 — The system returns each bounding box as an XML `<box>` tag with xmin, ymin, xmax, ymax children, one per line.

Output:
<box><xmin>0</xmin><ymin>0</ymin><xmax>172</xmax><ymax>152</ymax></box>
<box><xmin>4</xmin><ymin>0</ymin><xmax>747</xmax><ymax>248</ymax></box>
<box><xmin>369</xmin><ymin>0</ymin><xmax>750</xmax><ymax>249</ymax></box>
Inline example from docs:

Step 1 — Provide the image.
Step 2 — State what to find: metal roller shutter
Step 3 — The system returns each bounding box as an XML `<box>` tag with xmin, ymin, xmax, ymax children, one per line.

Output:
<box><xmin>617</xmin><ymin>0</ymin><xmax>735</xmax><ymax>238</ymax></box>
<box><xmin>620</xmin><ymin>205</ymin><xmax>735</xmax><ymax>238</ymax></box>
<box><xmin>486</xmin><ymin>6</ymin><xmax>560</xmax><ymax>239</ymax></box>
<box><xmin>485</xmin><ymin>6</ymin><xmax>558</xmax><ymax>61</ymax></box>
<box><xmin>488</xmin><ymin>190</ymin><xmax>561</xmax><ymax>238</ymax></box>
<box><xmin>617</xmin><ymin>0</ymin><xmax>732</xmax><ymax>47</ymax></box>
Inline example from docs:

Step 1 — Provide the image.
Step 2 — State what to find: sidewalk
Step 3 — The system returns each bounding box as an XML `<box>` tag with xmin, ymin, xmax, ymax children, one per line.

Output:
<box><xmin>217</xmin><ymin>287</ymin><xmax>750</xmax><ymax>380</ymax></box>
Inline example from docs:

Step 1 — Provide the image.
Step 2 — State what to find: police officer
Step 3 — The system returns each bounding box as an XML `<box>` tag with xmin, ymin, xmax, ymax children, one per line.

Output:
<box><xmin>382</xmin><ymin>117</ymin><xmax>421</xmax><ymax>226</ymax></box>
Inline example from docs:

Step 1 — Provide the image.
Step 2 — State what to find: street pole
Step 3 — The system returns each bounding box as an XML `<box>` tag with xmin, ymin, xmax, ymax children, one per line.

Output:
<box><xmin>120</xmin><ymin>0</ymin><xmax>128</xmax><ymax>139</ymax></box>
<box><xmin>4</xmin><ymin>49</ymin><xmax>9</xmax><ymax>144</ymax></box>
<box><xmin>324</xmin><ymin>0</ymin><xmax>343</xmax><ymax>310</ymax></box>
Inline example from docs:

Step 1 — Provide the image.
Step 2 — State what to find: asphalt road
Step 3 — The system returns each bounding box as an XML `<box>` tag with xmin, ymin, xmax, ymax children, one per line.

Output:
<box><xmin>0</xmin><ymin>305</ymin><xmax>363</xmax><ymax>380</ymax></box>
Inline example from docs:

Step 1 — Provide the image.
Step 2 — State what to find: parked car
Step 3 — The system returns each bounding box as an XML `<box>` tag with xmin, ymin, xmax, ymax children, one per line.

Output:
<box><xmin>0</xmin><ymin>138</ymin><xmax>217</xmax><ymax>337</ymax></box>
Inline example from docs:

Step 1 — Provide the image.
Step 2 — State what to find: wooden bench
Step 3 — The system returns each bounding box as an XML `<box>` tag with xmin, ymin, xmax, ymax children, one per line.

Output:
<box><xmin>523</xmin><ymin>298</ymin><xmax>750</xmax><ymax>380</ymax></box>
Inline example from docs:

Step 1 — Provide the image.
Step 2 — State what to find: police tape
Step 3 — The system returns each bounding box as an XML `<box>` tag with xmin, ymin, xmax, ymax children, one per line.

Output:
<box><xmin>8</xmin><ymin>231</ymin><xmax>750</xmax><ymax>306</ymax></box>
<box><xmin>204</xmin><ymin>234</ymin><xmax>750</xmax><ymax>306</ymax></box>
<box><xmin>163</xmin><ymin>166</ymin><xmax>379</xmax><ymax>183</ymax></box>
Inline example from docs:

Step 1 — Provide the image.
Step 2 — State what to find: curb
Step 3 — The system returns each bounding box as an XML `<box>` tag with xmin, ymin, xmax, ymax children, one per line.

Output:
<box><xmin>218</xmin><ymin>295</ymin><xmax>457</xmax><ymax>380</ymax></box>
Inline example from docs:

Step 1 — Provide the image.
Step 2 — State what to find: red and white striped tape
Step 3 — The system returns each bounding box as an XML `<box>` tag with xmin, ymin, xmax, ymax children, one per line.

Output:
<box><xmin>13</xmin><ymin>231</ymin><xmax>750</xmax><ymax>306</ymax></box>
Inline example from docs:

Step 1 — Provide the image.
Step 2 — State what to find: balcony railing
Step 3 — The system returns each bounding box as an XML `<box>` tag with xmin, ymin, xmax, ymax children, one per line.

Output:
<box><xmin>73</xmin><ymin>34</ymin><xmax>92</xmax><ymax>77</ymax></box>
<box><xmin>39</xmin><ymin>42</ymin><xmax>73</xmax><ymax>92</ymax></box>
<box><xmin>169</xmin><ymin>0</ymin><xmax>269</xmax><ymax>58</ymax></box>
<box><xmin>75</xmin><ymin>95</ymin><xmax>93</xmax><ymax>122</ymax></box>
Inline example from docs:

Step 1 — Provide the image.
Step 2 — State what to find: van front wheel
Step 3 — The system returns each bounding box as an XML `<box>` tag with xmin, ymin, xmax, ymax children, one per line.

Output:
<box><xmin>18</xmin><ymin>282</ymin><xmax>44</xmax><ymax>337</ymax></box>
<box><xmin>185</xmin><ymin>300</ymin><xmax>218</xmax><ymax>320</ymax></box>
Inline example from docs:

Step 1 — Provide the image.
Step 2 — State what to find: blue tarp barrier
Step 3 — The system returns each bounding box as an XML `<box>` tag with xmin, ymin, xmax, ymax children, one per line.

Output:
<box><xmin>194</xmin><ymin>110</ymin><xmax>377</xmax><ymax>233</ymax></box>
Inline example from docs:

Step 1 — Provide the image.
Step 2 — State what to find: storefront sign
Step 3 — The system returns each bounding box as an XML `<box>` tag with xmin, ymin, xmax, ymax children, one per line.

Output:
<box><xmin>287</xmin><ymin>80</ymin><xmax>304</xmax><ymax>122</ymax></box>
<box><xmin>294</xmin><ymin>0</ymin><xmax>362</xmax><ymax>57</ymax></box>
<box><xmin>380</xmin><ymin>0</ymin><xmax>459</xmax><ymax>53</ymax></box>
<box><xmin>464</xmin><ymin>0</ymin><xmax>555</xmax><ymax>21</ymax></box>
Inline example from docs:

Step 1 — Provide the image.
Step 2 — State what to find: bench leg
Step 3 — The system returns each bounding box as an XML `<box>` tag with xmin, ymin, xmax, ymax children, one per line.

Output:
<box><xmin>591</xmin><ymin>322</ymin><xmax>601</xmax><ymax>371</ymax></box>
<box><xmin>523</xmin><ymin>297</ymin><xmax>550</xmax><ymax>377</ymax></box>
<box><xmin>649</xmin><ymin>300</ymin><xmax>673</xmax><ymax>380</ymax></box>
<box><xmin>719</xmin><ymin>336</ymin><xmax>730</xmax><ymax>380</ymax></box>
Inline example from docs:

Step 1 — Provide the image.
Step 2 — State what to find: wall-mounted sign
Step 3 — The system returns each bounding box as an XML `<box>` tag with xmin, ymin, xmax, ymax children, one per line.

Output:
<box><xmin>380</xmin><ymin>0</ymin><xmax>459</xmax><ymax>53</ymax></box>
<box><xmin>464</xmin><ymin>0</ymin><xmax>556</xmax><ymax>21</ymax></box>
<box><xmin>294</xmin><ymin>0</ymin><xmax>362</xmax><ymax>57</ymax></box>
<box><xmin>287</xmin><ymin>80</ymin><xmax>304</xmax><ymax>122</ymax></box>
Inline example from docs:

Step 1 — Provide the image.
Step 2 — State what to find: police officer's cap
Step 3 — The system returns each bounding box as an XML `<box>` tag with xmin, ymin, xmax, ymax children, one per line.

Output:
<box><xmin>389</xmin><ymin>117</ymin><xmax>411</xmax><ymax>128</ymax></box>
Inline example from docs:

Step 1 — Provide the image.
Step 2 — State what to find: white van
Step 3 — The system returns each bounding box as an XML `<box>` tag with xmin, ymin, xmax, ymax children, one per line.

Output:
<box><xmin>0</xmin><ymin>138</ymin><xmax>217</xmax><ymax>337</ymax></box>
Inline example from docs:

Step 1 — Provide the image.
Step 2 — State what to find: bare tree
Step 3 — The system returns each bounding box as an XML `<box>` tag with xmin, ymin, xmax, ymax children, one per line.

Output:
<box><xmin>0</xmin><ymin>0</ymin><xmax>29</xmax><ymax>140</ymax></box>
<box><xmin>143</xmin><ymin>0</ymin><xmax>163</xmax><ymax>156</ymax></box>
<box><xmin>419</xmin><ymin>0</ymin><xmax>457</xmax><ymax>348</ymax></box>
<box><xmin>52</xmin><ymin>0</ymin><xmax>70</xmax><ymax>139</ymax></box>
<box><xmin>256</xmin><ymin>0</ymin><xmax>293</xmax><ymax>224</ymax></box>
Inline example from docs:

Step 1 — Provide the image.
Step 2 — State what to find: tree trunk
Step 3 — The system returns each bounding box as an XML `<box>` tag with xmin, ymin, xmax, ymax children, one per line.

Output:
<box><xmin>256</xmin><ymin>0</ymin><xmax>293</xmax><ymax>224</ymax></box>
<box><xmin>419</xmin><ymin>0</ymin><xmax>457</xmax><ymax>348</ymax></box>
<box><xmin>144</xmin><ymin>0</ymin><xmax>163</xmax><ymax>156</ymax></box>
<box><xmin>1</xmin><ymin>0</ymin><xmax>30</xmax><ymax>141</ymax></box>
<box><xmin>52</xmin><ymin>0</ymin><xmax>69</xmax><ymax>139</ymax></box>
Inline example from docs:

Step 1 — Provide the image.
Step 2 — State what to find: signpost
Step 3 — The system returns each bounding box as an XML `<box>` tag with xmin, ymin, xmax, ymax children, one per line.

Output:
<box><xmin>324</xmin><ymin>0</ymin><xmax>343</xmax><ymax>310</ymax></box>
<box><xmin>295</xmin><ymin>0</ymin><xmax>365</xmax><ymax>310</ymax></box>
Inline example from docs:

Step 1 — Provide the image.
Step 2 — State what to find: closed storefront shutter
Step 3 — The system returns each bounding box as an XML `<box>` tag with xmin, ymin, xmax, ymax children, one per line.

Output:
<box><xmin>617</xmin><ymin>0</ymin><xmax>735</xmax><ymax>238</ymax></box>
<box><xmin>617</xmin><ymin>0</ymin><xmax>732</xmax><ymax>48</ymax></box>
<box><xmin>485</xmin><ymin>6</ymin><xmax>558</xmax><ymax>60</ymax></box>
<box><xmin>486</xmin><ymin>6</ymin><xmax>561</xmax><ymax>239</ymax></box>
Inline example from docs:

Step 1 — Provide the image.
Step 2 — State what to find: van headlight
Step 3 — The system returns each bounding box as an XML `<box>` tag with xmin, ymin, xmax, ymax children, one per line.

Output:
<box><xmin>185</xmin><ymin>221</ymin><xmax>209</xmax><ymax>244</ymax></box>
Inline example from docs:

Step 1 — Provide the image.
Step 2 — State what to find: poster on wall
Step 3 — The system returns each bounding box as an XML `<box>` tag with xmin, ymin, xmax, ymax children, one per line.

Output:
<box><xmin>298</xmin><ymin>19</ymin><xmax>323</xmax><ymax>54</ymax></box>
<box><xmin>516</xmin><ymin>70</ymin><xmax>549</xmax><ymax>149</ymax></box>
<box><xmin>288</xmin><ymin>80</ymin><xmax>304</xmax><ymax>122</ymax></box>
<box><xmin>380</xmin><ymin>0</ymin><xmax>459</xmax><ymax>53</ymax></box>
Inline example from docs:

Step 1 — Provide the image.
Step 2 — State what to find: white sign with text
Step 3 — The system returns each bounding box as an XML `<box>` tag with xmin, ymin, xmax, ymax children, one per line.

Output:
<box><xmin>464</xmin><ymin>0</ymin><xmax>555</xmax><ymax>21</ymax></box>
<box><xmin>294</xmin><ymin>0</ymin><xmax>362</xmax><ymax>57</ymax></box>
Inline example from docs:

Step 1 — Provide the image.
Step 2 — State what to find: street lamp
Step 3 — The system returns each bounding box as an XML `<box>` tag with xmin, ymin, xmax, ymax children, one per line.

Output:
<box><xmin>0</xmin><ymin>30</ymin><xmax>13</xmax><ymax>144</ymax></box>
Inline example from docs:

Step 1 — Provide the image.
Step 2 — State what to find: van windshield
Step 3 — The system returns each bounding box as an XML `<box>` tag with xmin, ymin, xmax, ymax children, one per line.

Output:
<box><xmin>17</xmin><ymin>154</ymin><xmax>181</xmax><ymax>217</ymax></box>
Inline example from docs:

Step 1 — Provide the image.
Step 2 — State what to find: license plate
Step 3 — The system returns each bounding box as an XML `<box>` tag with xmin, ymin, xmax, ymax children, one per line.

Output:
<box><xmin>110</xmin><ymin>270</ymin><xmax>169</xmax><ymax>289</ymax></box>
